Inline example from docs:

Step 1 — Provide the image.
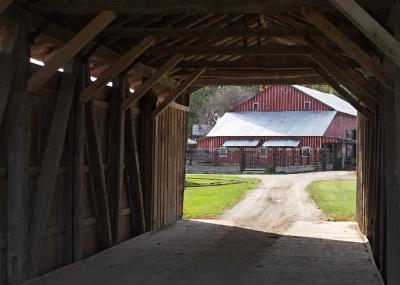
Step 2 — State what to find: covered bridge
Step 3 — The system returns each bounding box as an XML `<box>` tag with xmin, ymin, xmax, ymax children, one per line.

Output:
<box><xmin>0</xmin><ymin>0</ymin><xmax>399</xmax><ymax>284</ymax></box>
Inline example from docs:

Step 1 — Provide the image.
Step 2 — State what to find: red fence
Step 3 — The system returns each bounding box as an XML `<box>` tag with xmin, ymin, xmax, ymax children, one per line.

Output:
<box><xmin>187</xmin><ymin>147</ymin><xmax>327</xmax><ymax>169</ymax></box>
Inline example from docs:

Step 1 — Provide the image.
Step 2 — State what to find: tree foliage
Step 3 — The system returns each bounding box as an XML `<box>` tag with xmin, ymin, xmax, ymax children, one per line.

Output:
<box><xmin>188</xmin><ymin>85</ymin><xmax>259</xmax><ymax>134</ymax></box>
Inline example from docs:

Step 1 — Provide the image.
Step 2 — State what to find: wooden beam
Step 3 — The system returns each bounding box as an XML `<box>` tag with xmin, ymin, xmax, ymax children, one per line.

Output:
<box><xmin>128</xmin><ymin>62</ymin><xmax>179</xmax><ymax>89</ymax></box>
<box><xmin>173</xmin><ymin>58</ymin><xmax>317</xmax><ymax>70</ymax></box>
<box><xmin>313</xmin><ymin>67</ymin><xmax>371</xmax><ymax>117</ymax></box>
<box><xmin>80</xmin><ymin>36</ymin><xmax>155</xmax><ymax>103</ymax></box>
<box><xmin>0</xmin><ymin>0</ymin><xmax>13</xmax><ymax>14</ymax></box>
<box><xmin>121</xmin><ymin>54</ymin><xmax>183</xmax><ymax>110</ymax></box>
<box><xmin>193</xmin><ymin>76</ymin><xmax>324</xmax><ymax>86</ymax></box>
<box><xmin>85</xmin><ymin>102</ymin><xmax>113</xmax><ymax>248</ymax></box>
<box><xmin>27</xmin><ymin>61</ymin><xmax>79</xmax><ymax>278</ymax></box>
<box><xmin>27</xmin><ymin>11</ymin><xmax>116</xmax><ymax>93</ymax></box>
<box><xmin>104</xmin><ymin>27</ymin><xmax>320</xmax><ymax>38</ymax></box>
<box><xmin>196</xmin><ymin>69</ymin><xmax>317</xmax><ymax>79</ymax></box>
<box><xmin>152</xmin><ymin>69</ymin><xmax>205</xmax><ymax>117</ymax></box>
<box><xmin>7</xmin><ymin>23</ymin><xmax>29</xmax><ymax>285</ymax></box>
<box><xmin>306</xmin><ymin>36</ymin><xmax>382</xmax><ymax>105</ymax></box>
<box><xmin>146</xmin><ymin>45</ymin><xmax>312</xmax><ymax>56</ymax></box>
<box><xmin>330</xmin><ymin>0</ymin><xmax>400</xmax><ymax>67</ymax></box>
<box><xmin>302</xmin><ymin>6</ymin><xmax>392</xmax><ymax>90</ymax></box>
<box><xmin>29</xmin><ymin>0</ymin><xmax>390</xmax><ymax>15</ymax></box>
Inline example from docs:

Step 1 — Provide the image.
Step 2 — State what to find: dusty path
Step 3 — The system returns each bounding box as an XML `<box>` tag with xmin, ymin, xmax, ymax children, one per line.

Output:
<box><xmin>222</xmin><ymin>171</ymin><xmax>355</xmax><ymax>233</ymax></box>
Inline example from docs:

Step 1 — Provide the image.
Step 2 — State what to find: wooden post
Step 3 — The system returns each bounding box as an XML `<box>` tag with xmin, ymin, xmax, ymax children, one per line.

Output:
<box><xmin>7</xmin><ymin>21</ymin><xmax>30</xmax><ymax>285</ymax></box>
<box><xmin>71</xmin><ymin>62</ymin><xmax>88</xmax><ymax>262</ymax></box>
<box><xmin>85</xmin><ymin>101</ymin><xmax>113</xmax><ymax>248</ymax></box>
<box><xmin>383</xmin><ymin>5</ymin><xmax>400</xmax><ymax>282</ymax></box>
<box><xmin>125</xmin><ymin>106</ymin><xmax>147</xmax><ymax>234</ymax></box>
<box><xmin>139</xmin><ymin>90</ymin><xmax>157</xmax><ymax>230</ymax></box>
<box><xmin>0</xmin><ymin>24</ymin><xmax>19</xmax><ymax>128</ymax></box>
<box><xmin>108</xmin><ymin>77</ymin><xmax>126</xmax><ymax>244</ymax></box>
<box><xmin>27</xmin><ymin>60</ymin><xmax>80</xmax><ymax>278</ymax></box>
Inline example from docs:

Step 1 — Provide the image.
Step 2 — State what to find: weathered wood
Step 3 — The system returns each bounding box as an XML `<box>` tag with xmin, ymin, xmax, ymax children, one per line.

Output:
<box><xmin>30</xmin><ymin>0</ymin><xmax>390</xmax><ymax>15</ymax></box>
<box><xmin>27</xmin><ymin>60</ymin><xmax>79</xmax><ymax>278</ymax></box>
<box><xmin>193</xmin><ymin>77</ymin><xmax>324</xmax><ymax>86</ymax></box>
<box><xmin>105</xmin><ymin>27</ymin><xmax>320</xmax><ymax>38</ymax></box>
<box><xmin>71</xmin><ymin>63</ymin><xmax>87</xmax><ymax>262</ymax></box>
<box><xmin>152</xmin><ymin>69</ymin><xmax>204</xmax><ymax>117</ymax></box>
<box><xmin>330</xmin><ymin>0</ymin><xmax>400</xmax><ymax>67</ymax></box>
<box><xmin>301</xmin><ymin>7</ymin><xmax>391</xmax><ymax>90</ymax></box>
<box><xmin>128</xmin><ymin>62</ymin><xmax>179</xmax><ymax>89</ymax></box>
<box><xmin>313</xmin><ymin>67</ymin><xmax>371</xmax><ymax>117</ymax></box>
<box><xmin>7</xmin><ymin>22</ymin><xmax>30</xmax><ymax>285</ymax></box>
<box><xmin>0</xmin><ymin>24</ymin><xmax>19</xmax><ymax>128</ymax></box>
<box><xmin>139</xmin><ymin>91</ymin><xmax>157</xmax><ymax>230</ymax></box>
<box><xmin>146</xmin><ymin>45</ymin><xmax>312</xmax><ymax>56</ymax></box>
<box><xmin>80</xmin><ymin>37</ymin><xmax>155</xmax><ymax>103</ymax></box>
<box><xmin>125</xmin><ymin>106</ymin><xmax>146</xmax><ymax>234</ymax></box>
<box><xmin>121</xmin><ymin>54</ymin><xmax>183</xmax><ymax>110</ymax></box>
<box><xmin>108</xmin><ymin>77</ymin><xmax>126</xmax><ymax>244</ymax></box>
<box><xmin>27</xmin><ymin>11</ymin><xmax>116</xmax><ymax>93</ymax></box>
<box><xmin>305</xmin><ymin>37</ymin><xmax>381</xmax><ymax>107</ymax></box>
<box><xmin>85</xmin><ymin>101</ymin><xmax>113</xmax><ymax>248</ymax></box>
<box><xmin>0</xmin><ymin>0</ymin><xmax>13</xmax><ymax>13</ymax></box>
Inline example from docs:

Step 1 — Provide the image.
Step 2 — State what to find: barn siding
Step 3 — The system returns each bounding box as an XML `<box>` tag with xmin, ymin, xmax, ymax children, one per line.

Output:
<box><xmin>324</xmin><ymin>112</ymin><xmax>357</xmax><ymax>138</ymax></box>
<box><xmin>198</xmin><ymin>136</ymin><xmax>337</xmax><ymax>149</ymax></box>
<box><xmin>231</xmin><ymin>85</ymin><xmax>332</xmax><ymax>112</ymax></box>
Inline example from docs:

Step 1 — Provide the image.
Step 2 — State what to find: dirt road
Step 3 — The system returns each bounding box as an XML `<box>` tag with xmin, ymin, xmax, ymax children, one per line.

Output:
<box><xmin>222</xmin><ymin>171</ymin><xmax>356</xmax><ymax>233</ymax></box>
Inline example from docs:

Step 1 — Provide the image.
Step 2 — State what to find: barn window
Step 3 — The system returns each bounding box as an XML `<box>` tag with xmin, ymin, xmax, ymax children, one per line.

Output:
<box><xmin>260</xmin><ymin>146</ymin><xmax>268</xmax><ymax>157</ymax></box>
<box><xmin>302</xmin><ymin>147</ymin><xmax>310</xmax><ymax>157</ymax></box>
<box><xmin>218</xmin><ymin>147</ymin><xmax>228</xmax><ymax>157</ymax></box>
<box><xmin>304</xmin><ymin>101</ymin><xmax>311</xmax><ymax>110</ymax></box>
<box><xmin>252</xmin><ymin>102</ymin><xmax>259</xmax><ymax>111</ymax></box>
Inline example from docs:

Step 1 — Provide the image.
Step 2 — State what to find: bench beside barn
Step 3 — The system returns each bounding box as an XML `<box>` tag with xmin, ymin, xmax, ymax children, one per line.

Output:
<box><xmin>196</xmin><ymin>85</ymin><xmax>357</xmax><ymax>172</ymax></box>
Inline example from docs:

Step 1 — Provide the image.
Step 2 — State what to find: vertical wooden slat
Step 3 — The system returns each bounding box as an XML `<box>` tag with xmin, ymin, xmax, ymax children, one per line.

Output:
<box><xmin>7</xmin><ymin>23</ymin><xmax>29</xmax><ymax>285</ymax></box>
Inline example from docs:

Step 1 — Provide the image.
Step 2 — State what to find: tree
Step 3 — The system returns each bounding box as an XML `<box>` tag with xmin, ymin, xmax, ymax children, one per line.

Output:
<box><xmin>188</xmin><ymin>85</ymin><xmax>259</xmax><ymax>135</ymax></box>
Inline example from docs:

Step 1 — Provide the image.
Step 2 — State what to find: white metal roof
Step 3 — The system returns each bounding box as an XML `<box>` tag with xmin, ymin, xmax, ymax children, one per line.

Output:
<box><xmin>262</xmin><ymin>140</ymin><xmax>300</xmax><ymax>147</ymax></box>
<box><xmin>293</xmin><ymin>85</ymin><xmax>357</xmax><ymax>116</ymax></box>
<box><xmin>222</xmin><ymin>140</ymin><xmax>260</xmax><ymax>147</ymax></box>
<box><xmin>206</xmin><ymin>111</ymin><xmax>337</xmax><ymax>137</ymax></box>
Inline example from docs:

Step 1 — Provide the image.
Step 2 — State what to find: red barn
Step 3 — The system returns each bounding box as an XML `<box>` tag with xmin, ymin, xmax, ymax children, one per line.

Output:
<box><xmin>196</xmin><ymin>85</ymin><xmax>357</xmax><ymax>172</ymax></box>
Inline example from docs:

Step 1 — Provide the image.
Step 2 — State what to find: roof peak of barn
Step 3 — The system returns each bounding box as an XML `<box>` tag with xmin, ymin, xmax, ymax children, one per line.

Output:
<box><xmin>292</xmin><ymin>85</ymin><xmax>357</xmax><ymax>116</ymax></box>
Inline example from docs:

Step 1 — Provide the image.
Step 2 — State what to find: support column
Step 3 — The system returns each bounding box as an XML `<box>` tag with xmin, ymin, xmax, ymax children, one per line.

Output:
<box><xmin>7</xmin><ymin>22</ymin><xmax>30</xmax><ymax>285</ymax></box>
<box><xmin>139</xmin><ymin>90</ymin><xmax>157</xmax><ymax>231</ymax></box>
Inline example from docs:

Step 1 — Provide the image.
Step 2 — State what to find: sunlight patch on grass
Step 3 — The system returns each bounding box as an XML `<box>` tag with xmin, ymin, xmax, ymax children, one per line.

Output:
<box><xmin>306</xmin><ymin>179</ymin><xmax>356</xmax><ymax>221</ymax></box>
<box><xmin>183</xmin><ymin>174</ymin><xmax>260</xmax><ymax>219</ymax></box>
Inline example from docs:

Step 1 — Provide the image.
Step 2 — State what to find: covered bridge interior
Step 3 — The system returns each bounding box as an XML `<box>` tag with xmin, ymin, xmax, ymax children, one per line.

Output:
<box><xmin>0</xmin><ymin>0</ymin><xmax>399</xmax><ymax>284</ymax></box>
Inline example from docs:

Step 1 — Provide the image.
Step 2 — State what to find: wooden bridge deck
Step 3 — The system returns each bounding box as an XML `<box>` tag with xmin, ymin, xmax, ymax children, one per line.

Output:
<box><xmin>24</xmin><ymin>220</ymin><xmax>383</xmax><ymax>285</ymax></box>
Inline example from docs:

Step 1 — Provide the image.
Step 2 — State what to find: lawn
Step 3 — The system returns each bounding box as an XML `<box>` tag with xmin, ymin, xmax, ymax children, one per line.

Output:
<box><xmin>183</xmin><ymin>174</ymin><xmax>260</xmax><ymax>219</ymax></box>
<box><xmin>306</xmin><ymin>179</ymin><xmax>356</xmax><ymax>221</ymax></box>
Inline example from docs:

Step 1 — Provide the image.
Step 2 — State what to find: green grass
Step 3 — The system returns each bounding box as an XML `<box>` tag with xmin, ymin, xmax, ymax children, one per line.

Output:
<box><xmin>306</xmin><ymin>179</ymin><xmax>356</xmax><ymax>221</ymax></box>
<box><xmin>183</xmin><ymin>174</ymin><xmax>260</xmax><ymax>219</ymax></box>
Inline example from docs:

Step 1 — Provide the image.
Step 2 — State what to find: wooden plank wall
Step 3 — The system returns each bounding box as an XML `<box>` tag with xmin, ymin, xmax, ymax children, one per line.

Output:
<box><xmin>152</xmin><ymin>99</ymin><xmax>189</xmax><ymax>229</ymax></box>
<box><xmin>0</xmin><ymin>62</ymin><xmax>188</xmax><ymax>283</ymax></box>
